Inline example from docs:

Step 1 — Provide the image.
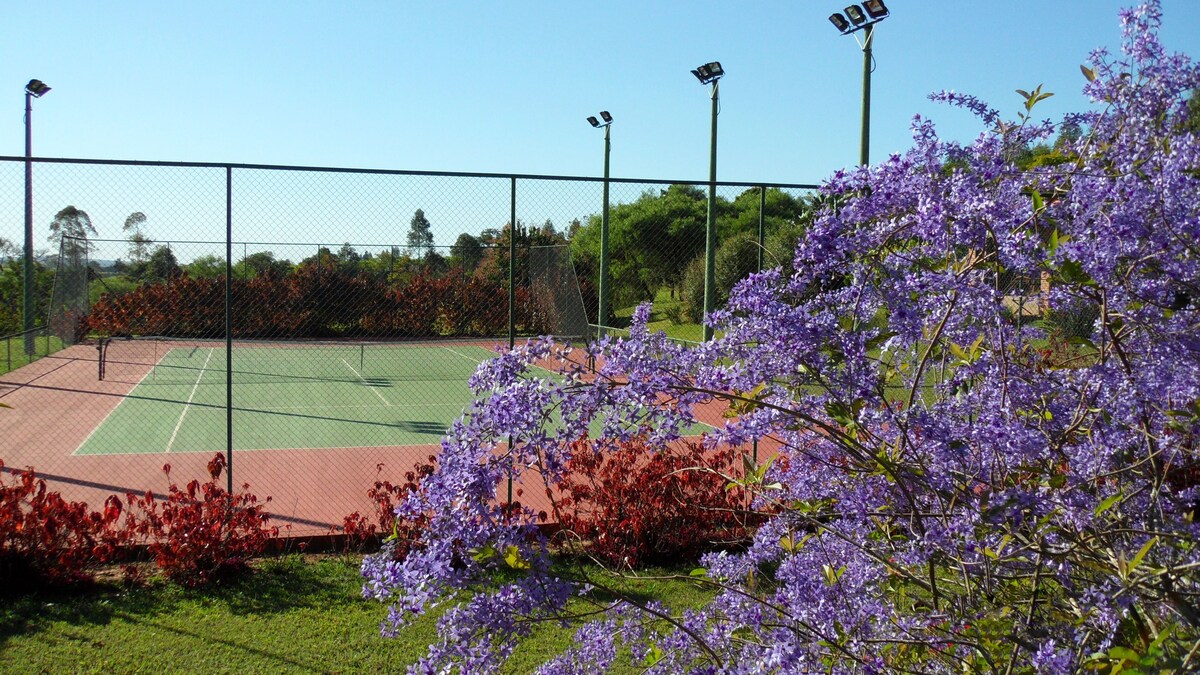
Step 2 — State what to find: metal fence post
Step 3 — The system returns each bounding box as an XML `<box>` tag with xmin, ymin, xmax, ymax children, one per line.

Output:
<box><xmin>226</xmin><ymin>166</ymin><xmax>234</xmax><ymax>495</ymax></box>
<box><xmin>507</xmin><ymin>177</ymin><xmax>516</xmax><ymax>511</ymax></box>
<box><xmin>754</xmin><ymin>186</ymin><xmax>766</xmax><ymax>464</ymax></box>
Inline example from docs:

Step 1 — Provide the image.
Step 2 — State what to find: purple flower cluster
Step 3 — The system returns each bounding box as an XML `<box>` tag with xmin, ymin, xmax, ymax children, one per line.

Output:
<box><xmin>363</xmin><ymin>2</ymin><xmax>1200</xmax><ymax>671</ymax></box>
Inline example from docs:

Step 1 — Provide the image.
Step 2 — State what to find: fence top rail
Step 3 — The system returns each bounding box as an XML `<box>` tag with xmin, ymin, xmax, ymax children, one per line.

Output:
<box><xmin>0</xmin><ymin>325</ymin><xmax>49</xmax><ymax>342</ymax></box>
<box><xmin>0</xmin><ymin>155</ymin><xmax>821</xmax><ymax>191</ymax></box>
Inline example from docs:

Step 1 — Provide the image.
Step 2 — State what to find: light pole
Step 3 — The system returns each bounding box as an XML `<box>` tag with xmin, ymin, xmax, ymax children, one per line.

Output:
<box><xmin>691</xmin><ymin>61</ymin><xmax>723</xmax><ymax>342</ymax></box>
<box><xmin>829</xmin><ymin>1</ymin><xmax>889</xmax><ymax>166</ymax></box>
<box><xmin>587</xmin><ymin>111</ymin><xmax>613</xmax><ymax>339</ymax></box>
<box><xmin>24</xmin><ymin>79</ymin><xmax>51</xmax><ymax>355</ymax></box>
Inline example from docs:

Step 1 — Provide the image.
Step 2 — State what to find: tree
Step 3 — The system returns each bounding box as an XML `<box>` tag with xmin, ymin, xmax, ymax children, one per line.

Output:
<box><xmin>147</xmin><ymin>246</ymin><xmax>181</xmax><ymax>280</ymax></box>
<box><xmin>406</xmin><ymin>209</ymin><xmax>434</xmax><ymax>258</ymax></box>
<box><xmin>364</xmin><ymin>4</ymin><xmax>1200</xmax><ymax>670</ymax></box>
<box><xmin>336</xmin><ymin>242</ymin><xmax>361</xmax><ymax>274</ymax></box>
<box><xmin>570</xmin><ymin>184</ymin><xmax>727</xmax><ymax>308</ymax></box>
<box><xmin>47</xmin><ymin>206</ymin><xmax>97</xmax><ymax>259</ymax></box>
<box><xmin>123</xmin><ymin>212</ymin><xmax>152</xmax><ymax>265</ymax></box>
<box><xmin>233</xmin><ymin>251</ymin><xmax>292</xmax><ymax>280</ymax></box>
<box><xmin>450</xmin><ymin>233</ymin><xmax>484</xmax><ymax>274</ymax></box>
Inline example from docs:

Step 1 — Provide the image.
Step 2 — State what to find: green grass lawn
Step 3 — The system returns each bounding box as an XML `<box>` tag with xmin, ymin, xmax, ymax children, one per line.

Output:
<box><xmin>0</xmin><ymin>555</ymin><xmax>714</xmax><ymax>674</ymax></box>
<box><xmin>0</xmin><ymin>333</ymin><xmax>64</xmax><ymax>376</ymax></box>
<box><xmin>607</xmin><ymin>288</ymin><xmax>706</xmax><ymax>344</ymax></box>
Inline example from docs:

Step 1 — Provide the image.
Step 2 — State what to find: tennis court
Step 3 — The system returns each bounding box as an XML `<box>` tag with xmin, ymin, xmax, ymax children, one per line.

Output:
<box><xmin>78</xmin><ymin>338</ymin><xmax>502</xmax><ymax>456</ymax></box>
<box><xmin>1</xmin><ymin>336</ymin><xmax>728</xmax><ymax>537</ymax></box>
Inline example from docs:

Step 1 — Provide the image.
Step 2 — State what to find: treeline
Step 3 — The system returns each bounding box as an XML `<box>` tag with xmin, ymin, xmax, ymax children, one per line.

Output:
<box><xmin>85</xmin><ymin>221</ymin><xmax>580</xmax><ymax>339</ymax></box>
<box><xmin>569</xmin><ymin>185</ymin><xmax>820</xmax><ymax>323</ymax></box>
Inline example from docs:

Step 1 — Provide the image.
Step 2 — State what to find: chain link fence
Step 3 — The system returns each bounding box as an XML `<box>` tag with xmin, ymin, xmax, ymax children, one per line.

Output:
<box><xmin>0</xmin><ymin>156</ymin><xmax>817</xmax><ymax>536</ymax></box>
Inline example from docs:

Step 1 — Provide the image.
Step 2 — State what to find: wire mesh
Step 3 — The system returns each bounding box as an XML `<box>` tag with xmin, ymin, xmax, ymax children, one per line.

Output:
<box><xmin>0</xmin><ymin>156</ymin><xmax>820</xmax><ymax>537</ymax></box>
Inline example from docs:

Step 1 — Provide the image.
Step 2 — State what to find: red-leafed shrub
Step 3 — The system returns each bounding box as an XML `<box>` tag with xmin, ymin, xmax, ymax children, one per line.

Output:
<box><xmin>0</xmin><ymin>461</ymin><xmax>135</xmax><ymax>590</ymax></box>
<box><xmin>554</xmin><ymin>438</ymin><xmax>760</xmax><ymax>569</ymax></box>
<box><xmin>87</xmin><ymin>268</ymin><xmax>555</xmax><ymax>339</ymax></box>
<box><xmin>338</xmin><ymin>456</ymin><xmax>436</xmax><ymax>559</ymax></box>
<box><xmin>123</xmin><ymin>454</ymin><xmax>277</xmax><ymax>588</ymax></box>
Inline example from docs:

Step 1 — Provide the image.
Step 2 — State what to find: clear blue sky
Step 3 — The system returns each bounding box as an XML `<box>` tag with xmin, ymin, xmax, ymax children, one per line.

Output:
<box><xmin>5</xmin><ymin>1</ymin><xmax>1199</xmax><ymax>180</ymax></box>
<box><xmin>2</xmin><ymin>1</ymin><xmax>1199</xmax><ymax>252</ymax></box>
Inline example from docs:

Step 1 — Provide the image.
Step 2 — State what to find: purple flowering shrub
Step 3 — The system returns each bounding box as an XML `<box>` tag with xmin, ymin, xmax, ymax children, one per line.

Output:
<box><xmin>362</xmin><ymin>2</ymin><xmax>1200</xmax><ymax>671</ymax></box>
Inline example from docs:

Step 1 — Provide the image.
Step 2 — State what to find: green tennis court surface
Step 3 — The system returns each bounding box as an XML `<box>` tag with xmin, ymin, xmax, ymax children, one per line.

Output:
<box><xmin>76</xmin><ymin>343</ymin><xmax>501</xmax><ymax>455</ymax></box>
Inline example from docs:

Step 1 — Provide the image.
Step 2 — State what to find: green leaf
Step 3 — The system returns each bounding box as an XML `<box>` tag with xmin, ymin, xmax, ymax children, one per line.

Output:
<box><xmin>821</xmin><ymin>564</ymin><xmax>846</xmax><ymax>586</ymax></box>
<box><xmin>1129</xmin><ymin>536</ymin><xmax>1158</xmax><ymax>573</ymax></box>
<box><xmin>948</xmin><ymin>342</ymin><xmax>968</xmax><ymax>362</ymax></box>
<box><xmin>689</xmin><ymin>567</ymin><xmax>708</xmax><ymax>577</ymax></box>
<box><xmin>642</xmin><ymin>644</ymin><xmax>664</xmax><ymax>667</ymax></box>
<box><xmin>471</xmin><ymin>544</ymin><xmax>498</xmax><ymax>563</ymax></box>
<box><xmin>1107</xmin><ymin>646</ymin><xmax>1140</xmax><ymax>662</ymax></box>
<box><xmin>1031</xmin><ymin>189</ymin><xmax>1045</xmax><ymax>213</ymax></box>
<box><xmin>503</xmin><ymin>545</ymin><xmax>531</xmax><ymax>570</ymax></box>
<box><xmin>1058</xmin><ymin>258</ymin><xmax>1094</xmax><ymax>285</ymax></box>
<box><xmin>1095</xmin><ymin>493</ymin><xmax>1122</xmax><ymax>516</ymax></box>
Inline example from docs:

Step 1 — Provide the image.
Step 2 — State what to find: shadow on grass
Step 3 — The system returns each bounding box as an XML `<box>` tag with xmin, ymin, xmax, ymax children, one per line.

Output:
<box><xmin>0</xmin><ymin>555</ymin><xmax>365</xmax><ymax>647</ymax></box>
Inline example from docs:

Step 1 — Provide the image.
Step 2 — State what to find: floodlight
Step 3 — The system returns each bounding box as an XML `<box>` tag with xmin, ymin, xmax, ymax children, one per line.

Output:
<box><xmin>691</xmin><ymin>61</ymin><xmax>724</xmax><ymax>85</ymax></box>
<box><xmin>829</xmin><ymin>13</ymin><xmax>852</xmax><ymax>33</ymax></box>
<box><xmin>25</xmin><ymin>79</ymin><xmax>51</xmax><ymax>98</ymax></box>
<box><xmin>863</xmin><ymin>0</ymin><xmax>888</xmax><ymax>19</ymax></box>
<box><xmin>599</xmin><ymin>110</ymin><xmax>612</xmax><ymax>123</ymax></box>
<box><xmin>828</xmin><ymin>1</ymin><xmax>891</xmax><ymax>166</ymax></box>
<box><xmin>587</xmin><ymin>116</ymin><xmax>600</xmax><ymax>128</ymax></box>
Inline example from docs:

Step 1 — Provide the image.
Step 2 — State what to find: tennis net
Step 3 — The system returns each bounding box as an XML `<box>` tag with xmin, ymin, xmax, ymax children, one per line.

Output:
<box><xmin>99</xmin><ymin>336</ymin><xmax>500</xmax><ymax>387</ymax></box>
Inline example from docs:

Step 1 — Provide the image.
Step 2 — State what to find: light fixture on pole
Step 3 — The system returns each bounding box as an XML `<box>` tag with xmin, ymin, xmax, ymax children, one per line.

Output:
<box><xmin>23</xmin><ymin>79</ymin><xmax>51</xmax><ymax>355</ymax></box>
<box><xmin>828</xmin><ymin>1</ymin><xmax>889</xmax><ymax>165</ymax></box>
<box><xmin>692</xmin><ymin>61</ymin><xmax>723</xmax><ymax>342</ymax></box>
<box><xmin>586</xmin><ymin>110</ymin><xmax>613</xmax><ymax>338</ymax></box>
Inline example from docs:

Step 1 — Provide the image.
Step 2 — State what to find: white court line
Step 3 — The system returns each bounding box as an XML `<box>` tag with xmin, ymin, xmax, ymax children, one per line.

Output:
<box><xmin>73</xmin><ymin>342</ymin><xmax>175</xmax><ymax>456</ymax></box>
<box><xmin>165</xmin><ymin>348</ymin><xmax>215</xmax><ymax>453</ymax></box>
<box><xmin>341</xmin><ymin>358</ymin><xmax>393</xmax><ymax>406</ymax></box>
<box><xmin>442</xmin><ymin>345</ymin><xmax>487</xmax><ymax>366</ymax></box>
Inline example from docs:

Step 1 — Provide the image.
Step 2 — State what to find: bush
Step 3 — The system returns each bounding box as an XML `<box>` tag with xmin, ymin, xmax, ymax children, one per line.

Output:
<box><xmin>362</xmin><ymin>5</ymin><xmax>1200</xmax><ymax>670</ymax></box>
<box><xmin>123</xmin><ymin>454</ymin><xmax>277</xmax><ymax>588</ymax></box>
<box><xmin>678</xmin><ymin>254</ymin><xmax>706</xmax><ymax>324</ymax></box>
<box><xmin>555</xmin><ymin>438</ymin><xmax>757</xmax><ymax>568</ymax></box>
<box><xmin>338</xmin><ymin>456</ymin><xmax>436</xmax><ymax>558</ymax></box>
<box><xmin>714</xmin><ymin>234</ymin><xmax>761</xmax><ymax>306</ymax></box>
<box><xmin>0</xmin><ymin>461</ymin><xmax>132</xmax><ymax>590</ymax></box>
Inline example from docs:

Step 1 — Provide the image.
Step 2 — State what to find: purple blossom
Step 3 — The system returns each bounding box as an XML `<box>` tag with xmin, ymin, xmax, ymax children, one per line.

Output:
<box><xmin>362</xmin><ymin>2</ymin><xmax>1200</xmax><ymax>671</ymax></box>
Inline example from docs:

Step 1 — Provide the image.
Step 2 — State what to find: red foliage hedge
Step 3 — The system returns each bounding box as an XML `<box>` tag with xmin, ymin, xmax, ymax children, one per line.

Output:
<box><xmin>337</xmin><ymin>456</ymin><xmax>437</xmax><ymax>558</ymax></box>
<box><xmin>0</xmin><ymin>460</ymin><xmax>131</xmax><ymax>589</ymax></box>
<box><xmin>87</xmin><ymin>268</ymin><xmax>551</xmax><ymax>339</ymax></box>
<box><xmin>0</xmin><ymin>454</ymin><xmax>276</xmax><ymax>591</ymax></box>
<box><xmin>554</xmin><ymin>438</ymin><xmax>761</xmax><ymax>569</ymax></box>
